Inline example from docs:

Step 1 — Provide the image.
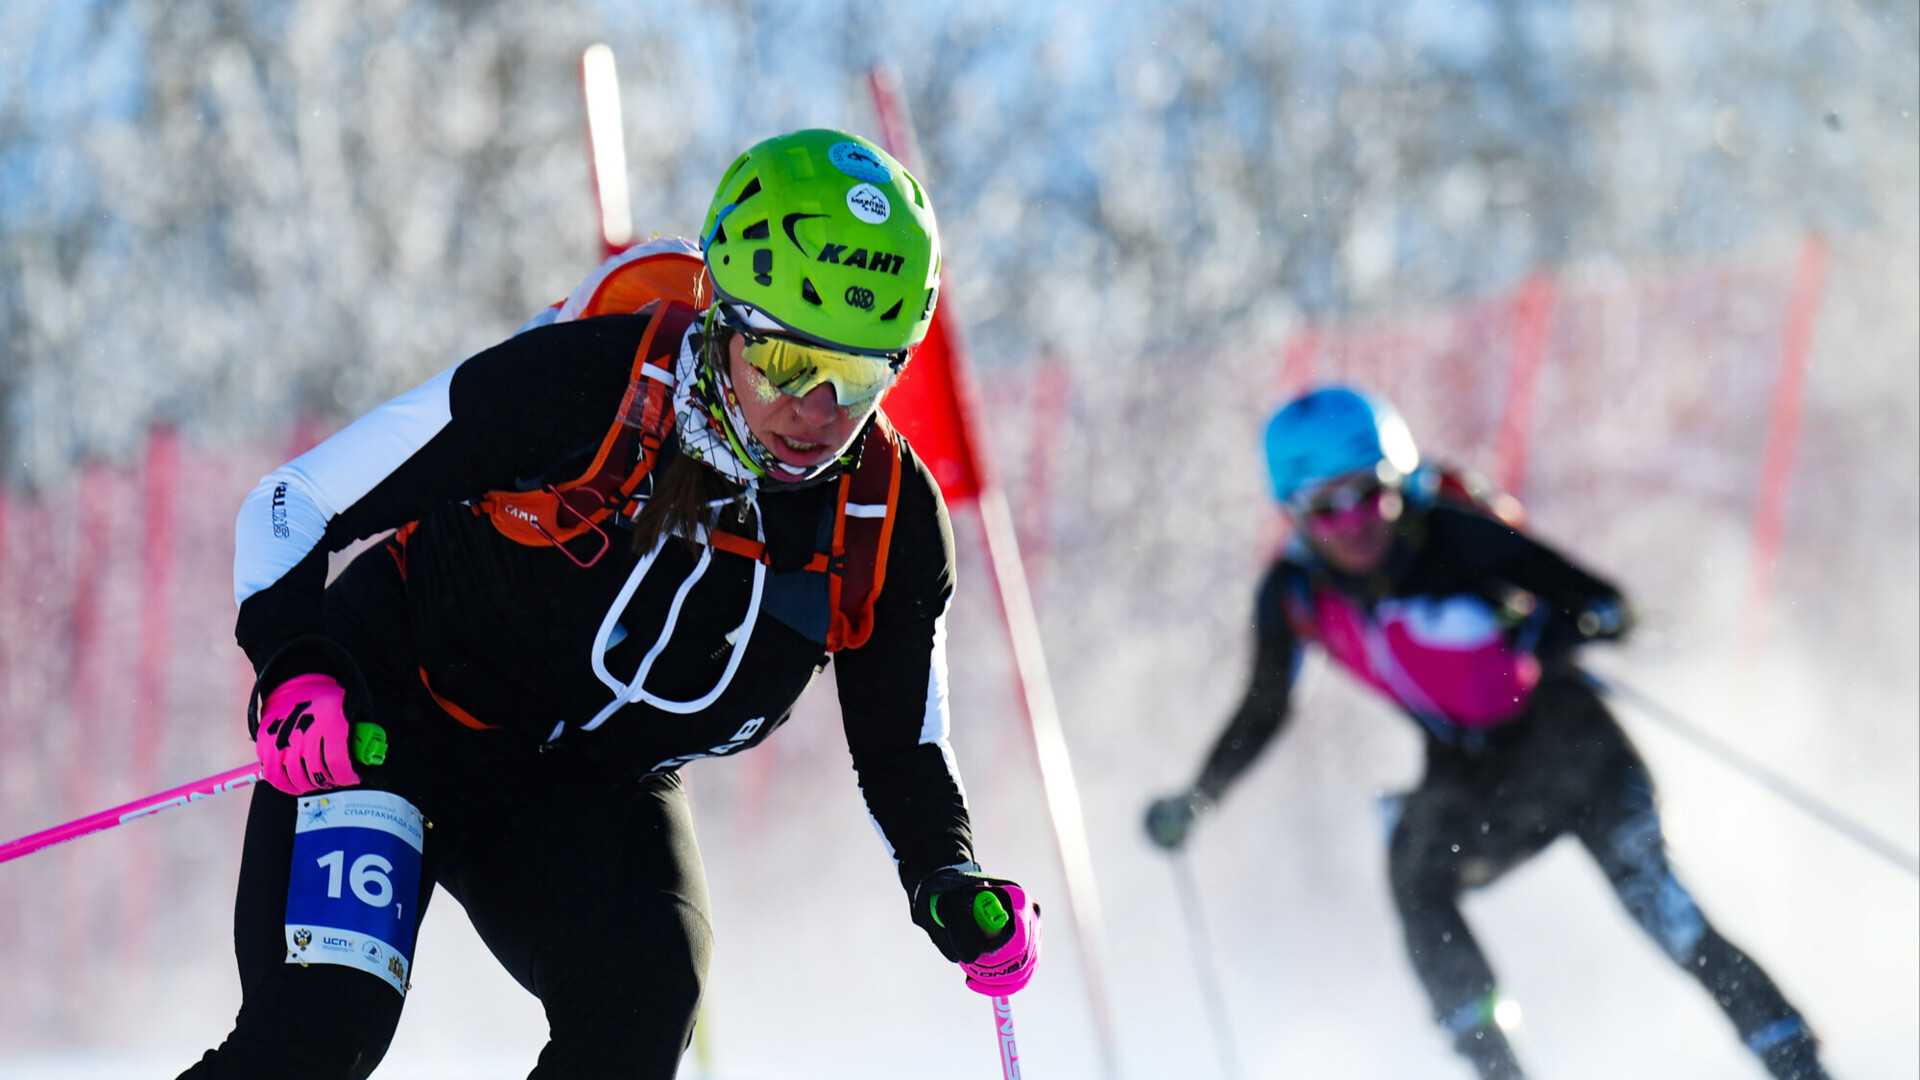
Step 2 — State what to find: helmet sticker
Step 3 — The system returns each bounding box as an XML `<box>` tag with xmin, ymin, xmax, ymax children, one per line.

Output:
<box><xmin>828</xmin><ymin>141</ymin><xmax>893</xmax><ymax>184</ymax></box>
<box><xmin>846</xmin><ymin>183</ymin><xmax>891</xmax><ymax>224</ymax></box>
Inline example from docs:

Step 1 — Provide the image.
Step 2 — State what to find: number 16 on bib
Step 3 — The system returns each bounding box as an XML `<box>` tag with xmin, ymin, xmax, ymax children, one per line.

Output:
<box><xmin>283</xmin><ymin>790</ymin><xmax>427</xmax><ymax>995</ymax></box>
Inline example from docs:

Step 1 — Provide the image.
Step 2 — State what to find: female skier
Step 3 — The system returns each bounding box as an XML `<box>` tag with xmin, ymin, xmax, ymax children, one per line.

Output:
<box><xmin>183</xmin><ymin>128</ymin><xmax>1038</xmax><ymax>1079</ymax></box>
<box><xmin>1144</xmin><ymin>385</ymin><xmax>1827</xmax><ymax>1080</ymax></box>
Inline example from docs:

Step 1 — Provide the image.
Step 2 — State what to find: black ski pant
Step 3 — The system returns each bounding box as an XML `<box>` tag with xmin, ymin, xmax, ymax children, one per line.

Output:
<box><xmin>181</xmin><ymin>548</ymin><xmax>714</xmax><ymax>1079</ymax></box>
<box><xmin>1386</xmin><ymin>673</ymin><xmax>1811</xmax><ymax>1067</ymax></box>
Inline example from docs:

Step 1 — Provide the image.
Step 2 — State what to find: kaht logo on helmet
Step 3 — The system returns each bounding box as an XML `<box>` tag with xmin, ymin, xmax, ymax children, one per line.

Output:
<box><xmin>816</xmin><ymin>245</ymin><xmax>905</xmax><ymax>275</ymax></box>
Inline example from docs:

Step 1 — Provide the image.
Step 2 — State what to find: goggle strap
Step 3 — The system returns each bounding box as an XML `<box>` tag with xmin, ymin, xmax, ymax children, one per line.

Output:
<box><xmin>721</xmin><ymin>300</ymin><xmax>907</xmax><ymax>363</ymax></box>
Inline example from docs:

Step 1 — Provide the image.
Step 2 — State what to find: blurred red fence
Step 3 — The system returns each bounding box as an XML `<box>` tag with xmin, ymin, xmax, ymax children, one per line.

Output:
<box><xmin>0</xmin><ymin>234</ymin><xmax>1827</xmax><ymax>1005</ymax></box>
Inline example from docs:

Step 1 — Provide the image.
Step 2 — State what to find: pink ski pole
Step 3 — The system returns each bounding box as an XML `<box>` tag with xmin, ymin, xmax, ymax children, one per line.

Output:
<box><xmin>0</xmin><ymin>723</ymin><xmax>388</xmax><ymax>867</ymax></box>
<box><xmin>0</xmin><ymin>763</ymin><xmax>261</xmax><ymax>866</ymax></box>
<box><xmin>991</xmin><ymin>995</ymin><xmax>1022</xmax><ymax>1079</ymax></box>
<box><xmin>968</xmin><ymin>891</ymin><xmax>1024</xmax><ymax>1079</ymax></box>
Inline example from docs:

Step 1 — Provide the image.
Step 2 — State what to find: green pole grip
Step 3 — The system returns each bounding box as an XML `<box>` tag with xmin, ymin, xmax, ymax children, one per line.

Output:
<box><xmin>972</xmin><ymin>890</ymin><xmax>1009</xmax><ymax>937</ymax></box>
<box><xmin>350</xmin><ymin>722</ymin><xmax>388</xmax><ymax>767</ymax></box>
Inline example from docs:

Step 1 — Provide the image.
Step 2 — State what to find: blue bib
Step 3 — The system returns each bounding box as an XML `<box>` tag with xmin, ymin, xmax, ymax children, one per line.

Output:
<box><xmin>283</xmin><ymin>789</ymin><xmax>426</xmax><ymax>996</ymax></box>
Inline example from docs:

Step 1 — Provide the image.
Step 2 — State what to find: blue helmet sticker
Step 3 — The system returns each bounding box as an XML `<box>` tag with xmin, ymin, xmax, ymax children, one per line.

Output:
<box><xmin>828</xmin><ymin>141</ymin><xmax>892</xmax><ymax>184</ymax></box>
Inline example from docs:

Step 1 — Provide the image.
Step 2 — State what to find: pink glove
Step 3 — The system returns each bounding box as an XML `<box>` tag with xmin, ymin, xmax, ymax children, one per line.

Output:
<box><xmin>960</xmin><ymin>883</ymin><xmax>1041</xmax><ymax>997</ymax></box>
<box><xmin>255</xmin><ymin>673</ymin><xmax>359</xmax><ymax>796</ymax></box>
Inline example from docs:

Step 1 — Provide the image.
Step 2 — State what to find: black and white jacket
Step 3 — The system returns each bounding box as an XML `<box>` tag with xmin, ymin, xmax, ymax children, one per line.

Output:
<box><xmin>233</xmin><ymin>314</ymin><xmax>973</xmax><ymax>888</ymax></box>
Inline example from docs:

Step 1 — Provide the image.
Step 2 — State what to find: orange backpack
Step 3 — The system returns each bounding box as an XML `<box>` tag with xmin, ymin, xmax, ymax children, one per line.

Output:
<box><xmin>472</xmin><ymin>238</ymin><xmax>902</xmax><ymax>653</ymax></box>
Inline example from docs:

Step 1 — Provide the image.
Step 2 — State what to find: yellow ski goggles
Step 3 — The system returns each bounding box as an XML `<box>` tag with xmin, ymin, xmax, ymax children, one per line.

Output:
<box><xmin>721</xmin><ymin>305</ymin><xmax>904</xmax><ymax>409</ymax></box>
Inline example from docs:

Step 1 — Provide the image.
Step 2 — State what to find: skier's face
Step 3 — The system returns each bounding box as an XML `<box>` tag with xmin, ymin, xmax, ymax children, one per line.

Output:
<box><xmin>727</xmin><ymin>331</ymin><xmax>875</xmax><ymax>473</ymax></box>
<box><xmin>1295</xmin><ymin>471</ymin><xmax>1403</xmax><ymax>573</ymax></box>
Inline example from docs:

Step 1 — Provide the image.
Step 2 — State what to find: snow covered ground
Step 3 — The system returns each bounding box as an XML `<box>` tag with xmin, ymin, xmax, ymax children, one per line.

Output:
<box><xmin>3</xmin><ymin>596</ymin><xmax>1914</xmax><ymax>1080</ymax></box>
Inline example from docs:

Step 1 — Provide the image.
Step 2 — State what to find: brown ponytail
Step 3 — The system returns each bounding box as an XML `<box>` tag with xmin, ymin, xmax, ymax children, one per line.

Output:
<box><xmin>629</xmin><ymin>311</ymin><xmax>746</xmax><ymax>555</ymax></box>
<box><xmin>630</xmin><ymin>451</ymin><xmax>741</xmax><ymax>556</ymax></box>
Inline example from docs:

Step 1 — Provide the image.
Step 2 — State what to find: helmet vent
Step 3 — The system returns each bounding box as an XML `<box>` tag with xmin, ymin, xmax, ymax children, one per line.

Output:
<box><xmin>742</xmin><ymin>219</ymin><xmax>769</xmax><ymax>240</ymax></box>
<box><xmin>734</xmin><ymin>176</ymin><xmax>763</xmax><ymax>204</ymax></box>
<box><xmin>753</xmin><ymin>249</ymin><xmax>773</xmax><ymax>286</ymax></box>
<box><xmin>800</xmin><ymin>277</ymin><xmax>824</xmax><ymax>306</ymax></box>
<box><xmin>905</xmin><ymin>172</ymin><xmax>927</xmax><ymax>209</ymax></box>
<box><xmin>879</xmin><ymin>298</ymin><xmax>903</xmax><ymax>321</ymax></box>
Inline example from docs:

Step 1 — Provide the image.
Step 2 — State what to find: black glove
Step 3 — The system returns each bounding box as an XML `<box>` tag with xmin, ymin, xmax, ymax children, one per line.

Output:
<box><xmin>910</xmin><ymin>867</ymin><xmax>1021</xmax><ymax>963</ymax></box>
<box><xmin>1144</xmin><ymin>789</ymin><xmax>1213</xmax><ymax>851</ymax></box>
<box><xmin>1523</xmin><ymin>596</ymin><xmax>1633</xmax><ymax>668</ymax></box>
<box><xmin>1574</xmin><ymin>598</ymin><xmax>1632</xmax><ymax>642</ymax></box>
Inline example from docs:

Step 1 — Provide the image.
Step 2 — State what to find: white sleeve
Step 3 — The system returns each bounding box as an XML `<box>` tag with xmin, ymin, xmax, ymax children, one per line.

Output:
<box><xmin>233</xmin><ymin>366</ymin><xmax>456</xmax><ymax>606</ymax></box>
<box><xmin>918</xmin><ymin>602</ymin><xmax>966</xmax><ymax>797</ymax></box>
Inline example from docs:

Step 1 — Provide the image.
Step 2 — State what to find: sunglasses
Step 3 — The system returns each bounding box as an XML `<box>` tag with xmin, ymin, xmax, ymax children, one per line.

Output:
<box><xmin>1290</xmin><ymin>472</ymin><xmax>1392</xmax><ymax>523</ymax></box>
<box><xmin>719</xmin><ymin>305</ymin><xmax>903</xmax><ymax>410</ymax></box>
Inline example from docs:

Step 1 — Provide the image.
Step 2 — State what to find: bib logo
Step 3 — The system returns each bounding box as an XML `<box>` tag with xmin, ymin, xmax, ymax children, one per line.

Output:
<box><xmin>292</xmin><ymin>928</ymin><xmax>312</xmax><ymax>950</ymax></box>
<box><xmin>389</xmin><ymin>955</ymin><xmax>407</xmax><ymax>981</ymax></box>
<box><xmin>270</xmin><ymin>482</ymin><xmax>291</xmax><ymax>539</ymax></box>
<box><xmin>845</xmin><ymin>183</ymin><xmax>891</xmax><ymax>224</ymax></box>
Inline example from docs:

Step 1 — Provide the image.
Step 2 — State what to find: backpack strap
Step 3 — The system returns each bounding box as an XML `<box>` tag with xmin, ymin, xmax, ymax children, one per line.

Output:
<box><xmin>382</xmin><ymin>519</ymin><xmax>420</xmax><ymax>582</ymax></box>
<box><xmin>707</xmin><ymin>528</ymin><xmax>772</xmax><ymax>564</ymax></box>
<box><xmin>826</xmin><ymin>415</ymin><xmax>903</xmax><ymax>652</ymax></box>
<box><xmin>696</xmin><ymin>416</ymin><xmax>901</xmax><ymax>653</ymax></box>
<box><xmin>1276</xmin><ymin>564</ymin><xmax>1321</xmax><ymax>643</ymax></box>
<box><xmin>418</xmin><ymin>666</ymin><xmax>499</xmax><ymax>731</ymax></box>
<box><xmin>1408</xmin><ymin>462</ymin><xmax>1528</xmax><ymax>528</ymax></box>
<box><xmin>475</xmin><ymin>301</ymin><xmax>696</xmax><ymax>564</ymax></box>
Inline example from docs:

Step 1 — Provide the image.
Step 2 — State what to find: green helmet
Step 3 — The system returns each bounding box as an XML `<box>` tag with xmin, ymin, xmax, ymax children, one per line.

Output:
<box><xmin>700</xmin><ymin>129</ymin><xmax>941</xmax><ymax>355</ymax></box>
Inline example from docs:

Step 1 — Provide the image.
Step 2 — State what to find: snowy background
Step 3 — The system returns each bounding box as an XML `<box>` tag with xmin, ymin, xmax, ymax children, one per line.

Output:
<box><xmin>1</xmin><ymin>1</ymin><xmax>1915</xmax><ymax>1078</ymax></box>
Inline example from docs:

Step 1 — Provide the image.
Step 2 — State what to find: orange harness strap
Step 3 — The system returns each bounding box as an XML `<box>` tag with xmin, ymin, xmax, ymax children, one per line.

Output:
<box><xmin>475</xmin><ymin>302</ymin><xmax>693</xmax><ymax>559</ymax></box>
<box><xmin>703</xmin><ymin>527</ymin><xmax>832</xmax><ymax>573</ymax></box>
<box><xmin>418</xmin><ymin>667</ymin><xmax>498</xmax><ymax>731</ymax></box>
<box><xmin>826</xmin><ymin>416</ymin><xmax>903</xmax><ymax>652</ymax></box>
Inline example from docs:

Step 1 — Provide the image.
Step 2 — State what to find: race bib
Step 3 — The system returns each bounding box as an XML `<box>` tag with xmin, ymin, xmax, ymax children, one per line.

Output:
<box><xmin>283</xmin><ymin>790</ymin><xmax>426</xmax><ymax>996</ymax></box>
